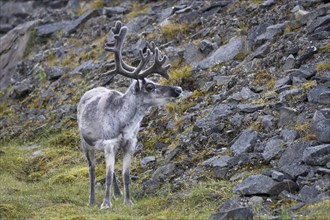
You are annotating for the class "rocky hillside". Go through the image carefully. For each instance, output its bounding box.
[0,0,330,219]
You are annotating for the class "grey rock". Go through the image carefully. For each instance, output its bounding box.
[230,172,248,181]
[67,0,81,13]
[103,6,131,16]
[209,207,253,220]
[279,190,300,201]
[44,66,67,81]
[261,115,275,130]
[312,111,330,143]
[184,43,205,65]
[227,153,262,168]
[287,69,314,80]
[255,22,287,45]
[199,39,216,54]
[165,46,185,64]
[230,87,257,101]
[126,15,152,34]
[230,113,243,127]
[271,170,285,182]
[300,3,330,25]
[195,37,245,70]
[230,129,258,155]
[165,148,179,163]
[253,42,271,58]
[279,142,312,167]
[303,144,330,166]
[278,88,302,102]
[278,107,299,127]
[0,1,34,18]
[314,175,330,192]
[213,75,234,86]
[142,178,161,194]
[260,0,276,8]
[307,85,330,104]
[202,156,232,168]
[296,46,318,67]
[194,104,233,133]
[298,185,319,203]
[10,79,34,99]
[0,20,39,91]
[274,76,291,90]
[280,164,310,180]
[236,104,264,113]
[0,24,13,34]
[209,197,253,220]
[283,54,295,71]
[36,21,70,37]
[262,138,285,162]
[309,31,330,40]
[65,9,100,35]
[240,87,257,100]
[71,60,102,75]
[280,129,299,142]
[32,150,44,158]
[140,156,156,166]
[213,167,228,178]
[152,163,175,179]
[306,14,330,34]
[233,174,298,196]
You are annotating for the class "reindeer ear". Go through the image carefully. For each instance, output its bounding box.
[134,80,141,93]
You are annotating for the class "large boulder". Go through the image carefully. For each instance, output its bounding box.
[233,174,298,196]
[303,144,330,166]
[209,198,253,220]
[230,129,259,155]
[0,20,40,91]
[195,36,245,70]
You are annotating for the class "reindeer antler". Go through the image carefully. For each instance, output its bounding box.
[104,21,170,80]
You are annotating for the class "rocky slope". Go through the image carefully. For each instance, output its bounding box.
[0,0,330,219]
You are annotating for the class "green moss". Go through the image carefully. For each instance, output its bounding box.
[235,51,248,61]
[0,203,16,219]
[316,61,330,72]
[252,70,275,90]
[45,129,80,149]
[300,199,330,219]
[37,67,47,82]
[23,29,36,58]
[161,22,188,39]
[160,64,192,86]
[124,2,150,22]
[54,174,76,184]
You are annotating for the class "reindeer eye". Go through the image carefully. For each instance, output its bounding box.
[145,83,155,92]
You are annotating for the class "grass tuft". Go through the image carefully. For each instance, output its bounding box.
[316,61,330,73]
[161,23,188,39]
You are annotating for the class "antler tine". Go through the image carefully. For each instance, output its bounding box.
[104,21,137,77]
[138,47,170,79]
[103,21,170,81]
[130,49,153,78]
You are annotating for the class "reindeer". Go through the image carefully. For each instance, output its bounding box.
[77,21,182,209]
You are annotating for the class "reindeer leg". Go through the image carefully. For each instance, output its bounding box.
[113,173,121,199]
[122,138,136,206]
[101,145,116,209]
[84,148,96,206]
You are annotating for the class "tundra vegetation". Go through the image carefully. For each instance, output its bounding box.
[0,0,329,219]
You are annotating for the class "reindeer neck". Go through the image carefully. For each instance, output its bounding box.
[121,84,149,123]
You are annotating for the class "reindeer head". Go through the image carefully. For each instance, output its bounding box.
[104,21,182,107]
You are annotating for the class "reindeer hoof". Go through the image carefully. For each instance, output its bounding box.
[113,192,121,200]
[124,200,134,206]
[100,202,112,209]
[88,200,96,207]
